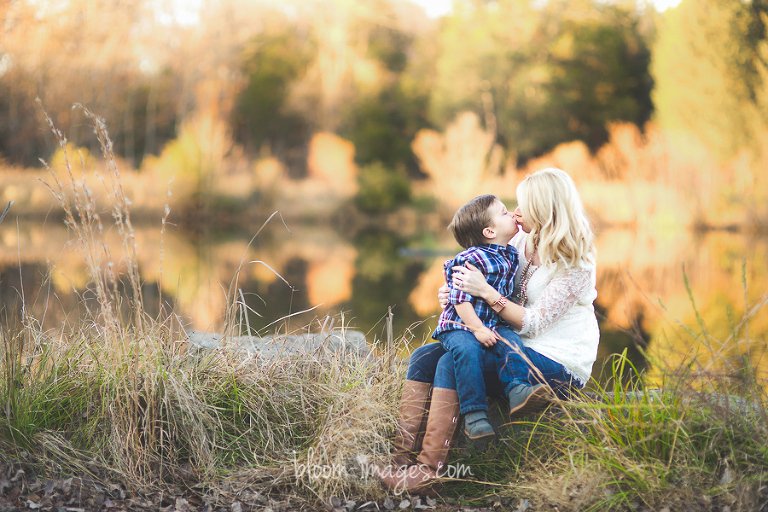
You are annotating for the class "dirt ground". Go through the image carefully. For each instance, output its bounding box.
[0,460,521,512]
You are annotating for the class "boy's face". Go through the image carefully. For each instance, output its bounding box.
[486,200,518,243]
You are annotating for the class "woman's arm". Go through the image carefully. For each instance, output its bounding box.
[452,263,594,335]
[516,266,593,337]
[451,262,526,330]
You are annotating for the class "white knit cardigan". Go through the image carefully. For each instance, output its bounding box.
[509,231,600,387]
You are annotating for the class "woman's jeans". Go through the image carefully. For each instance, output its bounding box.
[407,327,575,414]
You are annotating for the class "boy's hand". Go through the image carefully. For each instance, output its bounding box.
[471,326,499,347]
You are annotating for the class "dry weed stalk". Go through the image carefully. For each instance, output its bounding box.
[11,104,402,496]
[37,101,146,340]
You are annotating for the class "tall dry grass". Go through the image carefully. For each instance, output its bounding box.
[0,105,404,504]
[450,272,768,511]
[1,105,767,510]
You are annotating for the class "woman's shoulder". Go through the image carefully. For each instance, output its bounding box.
[547,262,596,288]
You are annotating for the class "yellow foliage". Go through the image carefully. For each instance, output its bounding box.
[306,257,355,307]
[408,258,448,317]
[142,111,233,202]
[306,132,358,196]
[412,111,503,212]
[512,121,768,230]
[50,143,96,171]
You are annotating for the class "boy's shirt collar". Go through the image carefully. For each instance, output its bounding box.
[479,243,511,253]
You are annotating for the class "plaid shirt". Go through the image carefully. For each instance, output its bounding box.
[432,244,519,339]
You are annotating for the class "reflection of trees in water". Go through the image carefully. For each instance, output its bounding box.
[338,230,431,344]
[3,220,767,385]
[0,263,58,323]
[0,262,169,331]
[238,257,312,334]
[592,300,650,386]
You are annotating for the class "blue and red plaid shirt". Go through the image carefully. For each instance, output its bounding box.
[432,244,519,339]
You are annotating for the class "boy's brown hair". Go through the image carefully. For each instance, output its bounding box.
[448,194,498,249]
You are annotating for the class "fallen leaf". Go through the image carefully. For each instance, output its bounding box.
[7,487,20,500]
[399,499,411,509]
[514,499,530,512]
[721,467,734,486]
[384,496,395,510]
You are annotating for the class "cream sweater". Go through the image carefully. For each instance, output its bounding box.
[509,231,600,387]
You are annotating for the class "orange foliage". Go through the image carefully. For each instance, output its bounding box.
[306,132,359,196]
[412,111,503,212]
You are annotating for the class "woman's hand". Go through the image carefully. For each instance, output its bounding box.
[451,262,493,300]
[438,269,450,309]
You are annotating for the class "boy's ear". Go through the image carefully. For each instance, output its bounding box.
[482,226,495,240]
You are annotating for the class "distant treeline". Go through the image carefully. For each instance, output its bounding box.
[1,0,767,173]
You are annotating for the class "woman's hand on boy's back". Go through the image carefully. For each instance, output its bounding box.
[438,269,450,309]
[452,262,494,301]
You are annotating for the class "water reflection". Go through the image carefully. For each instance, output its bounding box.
[1,218,766,385]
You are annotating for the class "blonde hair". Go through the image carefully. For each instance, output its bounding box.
[517,168,596,270]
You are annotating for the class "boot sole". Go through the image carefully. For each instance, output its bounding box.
[509,385,552,419]
[463,428,496,440]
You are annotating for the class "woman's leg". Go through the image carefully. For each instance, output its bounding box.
[391,343,446,466]
[494,326,576,417]
[406,343,447,383]
[379,354,461,496]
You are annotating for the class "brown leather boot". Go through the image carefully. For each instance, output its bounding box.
[391,380,432,467]
[377,387,461,496]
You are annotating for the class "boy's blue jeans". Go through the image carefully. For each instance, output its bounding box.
[408,327,575,414]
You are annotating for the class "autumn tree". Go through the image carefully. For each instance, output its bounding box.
[0,0,181,166]
[651,0,768,161]
[231,21,316,174]
[429,0,655,162]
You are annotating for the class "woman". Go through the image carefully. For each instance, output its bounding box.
[377,168,599,495]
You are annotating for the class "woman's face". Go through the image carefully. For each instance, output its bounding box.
[513,204,533,233]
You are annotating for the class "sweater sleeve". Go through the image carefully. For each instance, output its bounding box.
[518,266,594,338]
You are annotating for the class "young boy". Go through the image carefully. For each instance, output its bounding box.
[432,194,520,439]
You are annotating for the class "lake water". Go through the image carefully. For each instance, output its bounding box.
[1,217,766,385]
